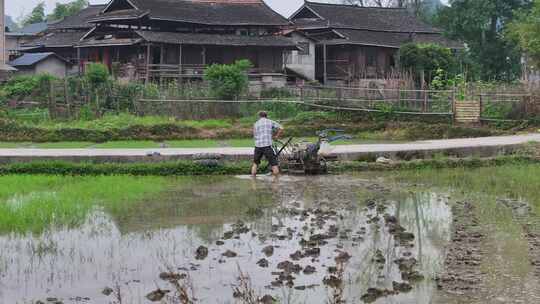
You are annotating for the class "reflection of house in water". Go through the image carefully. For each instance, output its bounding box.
[287,1,462,85]
[110,177,274,242]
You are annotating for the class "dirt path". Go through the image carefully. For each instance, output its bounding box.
[0,133,538,163]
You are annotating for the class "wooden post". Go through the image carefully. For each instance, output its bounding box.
[77,48,81,75]
[452,87,456,120]
[202,46,206,66]
[397,81,401,107]
[323,44,327,85]
[159,44,165,84]
[48,82,56,120]
[479,92,483,120]
[423,90,428,113]
[145,44,151,84]
[64,79,71,118]
[178,44,183,83]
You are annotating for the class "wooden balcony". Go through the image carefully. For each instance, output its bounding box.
[138,63,284,83]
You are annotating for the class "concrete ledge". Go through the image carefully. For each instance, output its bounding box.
[0,134,538,164]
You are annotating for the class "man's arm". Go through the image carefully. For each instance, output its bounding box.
[272,121,284,139]
[274,127,284,139]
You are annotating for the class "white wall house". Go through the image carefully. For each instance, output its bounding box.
[284,32,316,81]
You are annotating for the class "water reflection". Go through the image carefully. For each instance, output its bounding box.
[0,175,452,304]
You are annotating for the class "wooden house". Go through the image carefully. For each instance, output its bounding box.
[22,0,297,88]
[288,1,462,85]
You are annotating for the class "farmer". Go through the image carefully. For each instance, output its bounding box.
[251,111,284,176]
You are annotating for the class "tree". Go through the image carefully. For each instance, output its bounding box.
[399,43,456,85]
[204,60,252,100]
[507,0,540,68]
[434,0,531,81]
[340,0,442,18]
[48,0,89,21]
[22,2,45,26]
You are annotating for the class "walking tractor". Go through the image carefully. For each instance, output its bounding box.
[272,129,351,175]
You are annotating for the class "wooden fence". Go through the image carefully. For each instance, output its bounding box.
[26,80,540,122]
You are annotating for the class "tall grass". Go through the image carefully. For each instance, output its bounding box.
[0,175,168,234]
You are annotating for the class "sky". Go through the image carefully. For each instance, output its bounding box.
[6,0,447,22]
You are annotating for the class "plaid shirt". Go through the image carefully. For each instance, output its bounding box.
[253,118,282,147]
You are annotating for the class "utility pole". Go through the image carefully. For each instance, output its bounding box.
[0,0,5,67]
[0,0,14,74]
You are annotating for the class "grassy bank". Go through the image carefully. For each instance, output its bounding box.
[0,155,537,177]
[0,112,506,143]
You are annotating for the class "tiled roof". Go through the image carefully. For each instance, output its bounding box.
[295,1,441,33]
[135,30,297,47]
[77,37,143,48]
[48,5,107,30]
[21,31,88,48]
[98,0,289,26]
[88,9,150,23]
[8,52,70,67]
[10,22,48,35]
[327,29,463,49]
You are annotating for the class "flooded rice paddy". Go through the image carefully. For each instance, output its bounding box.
[0,168,539,304]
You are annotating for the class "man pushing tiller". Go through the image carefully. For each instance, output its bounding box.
[251,111,283,176]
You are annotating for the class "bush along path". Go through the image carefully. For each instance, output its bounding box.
[0,155,538,176]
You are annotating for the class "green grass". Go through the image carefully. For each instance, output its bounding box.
[0,175,168,234]
[228,138,254,147]
[0,142,28,148]
[33,142,95,149]
[0,136,420,149]
[93,141,160,149]
[166,139,220,148]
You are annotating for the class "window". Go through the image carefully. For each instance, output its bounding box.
[298,42,310,56]
[365,48,377,67]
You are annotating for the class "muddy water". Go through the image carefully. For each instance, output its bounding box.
[0,175,453,303]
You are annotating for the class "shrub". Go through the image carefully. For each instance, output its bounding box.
[0,74,56,103]
[84,63,110,88]
[204,60,252,100]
